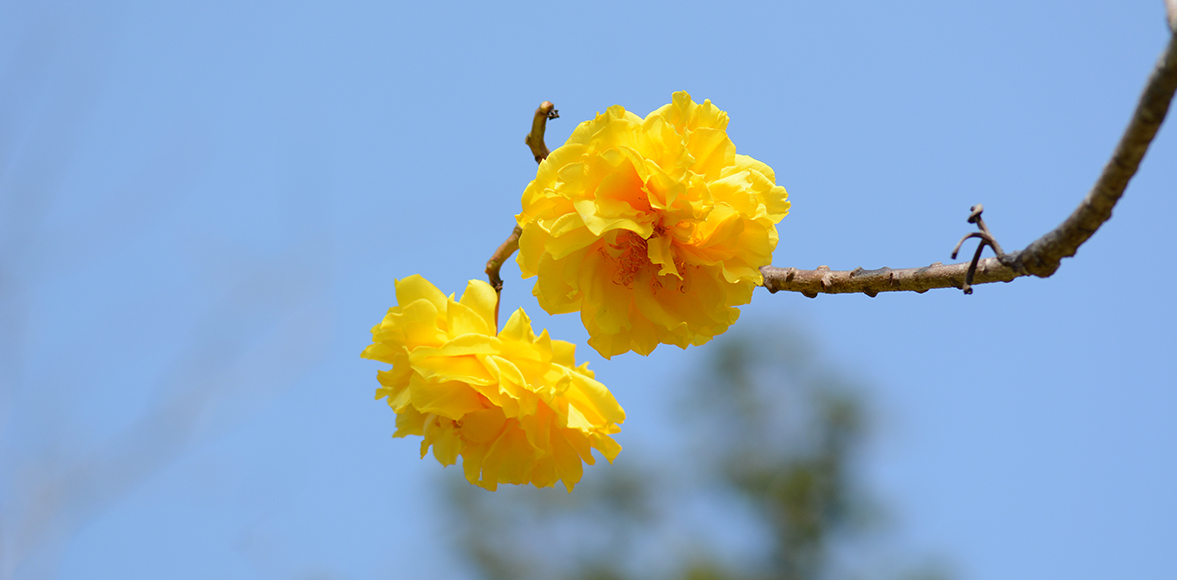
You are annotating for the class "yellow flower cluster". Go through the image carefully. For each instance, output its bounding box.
[516,91,789,358]
[361,275,624,492]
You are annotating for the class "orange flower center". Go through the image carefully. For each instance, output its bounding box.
[603,230,650,288]
[600,224,691,293]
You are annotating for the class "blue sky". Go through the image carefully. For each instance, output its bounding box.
[2,1,1175,579]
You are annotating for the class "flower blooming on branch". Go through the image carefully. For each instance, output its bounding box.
[361,275,625,492]
[516,91,790,358]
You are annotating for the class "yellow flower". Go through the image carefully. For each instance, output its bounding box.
[361,274,625,492]
[516,91,789,358]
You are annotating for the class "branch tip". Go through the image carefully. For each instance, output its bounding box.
[525,101,559,163]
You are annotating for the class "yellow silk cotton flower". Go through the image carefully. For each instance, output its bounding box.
[361,274,624,492]
[516,91,790,358]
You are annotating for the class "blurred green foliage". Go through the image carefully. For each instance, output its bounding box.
[444,328,950,580]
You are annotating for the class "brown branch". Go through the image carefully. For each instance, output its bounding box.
[763,29,1177,297]
[488,102,557,286]
[525,101,559,163]
[763,261,1019,297]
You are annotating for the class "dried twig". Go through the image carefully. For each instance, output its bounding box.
[949,205,1005,294]
[763,29,1177,297]
[485,102,559,327]
[485,225,523,293]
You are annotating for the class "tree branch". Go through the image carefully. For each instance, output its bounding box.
[762,260,1020,298]
[763,28,1177,297]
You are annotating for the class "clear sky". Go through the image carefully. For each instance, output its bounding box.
[2,1,1175,579]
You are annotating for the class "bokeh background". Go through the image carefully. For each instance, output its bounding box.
[3,1,1175,579]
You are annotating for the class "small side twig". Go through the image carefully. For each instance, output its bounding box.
[484,102,559,328]
[949,204,1005,294]
[525,101,559,163]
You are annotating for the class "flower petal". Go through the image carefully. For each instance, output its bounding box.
[395,274,448,317]
[459,280,498,331]
[409,374,485,420]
